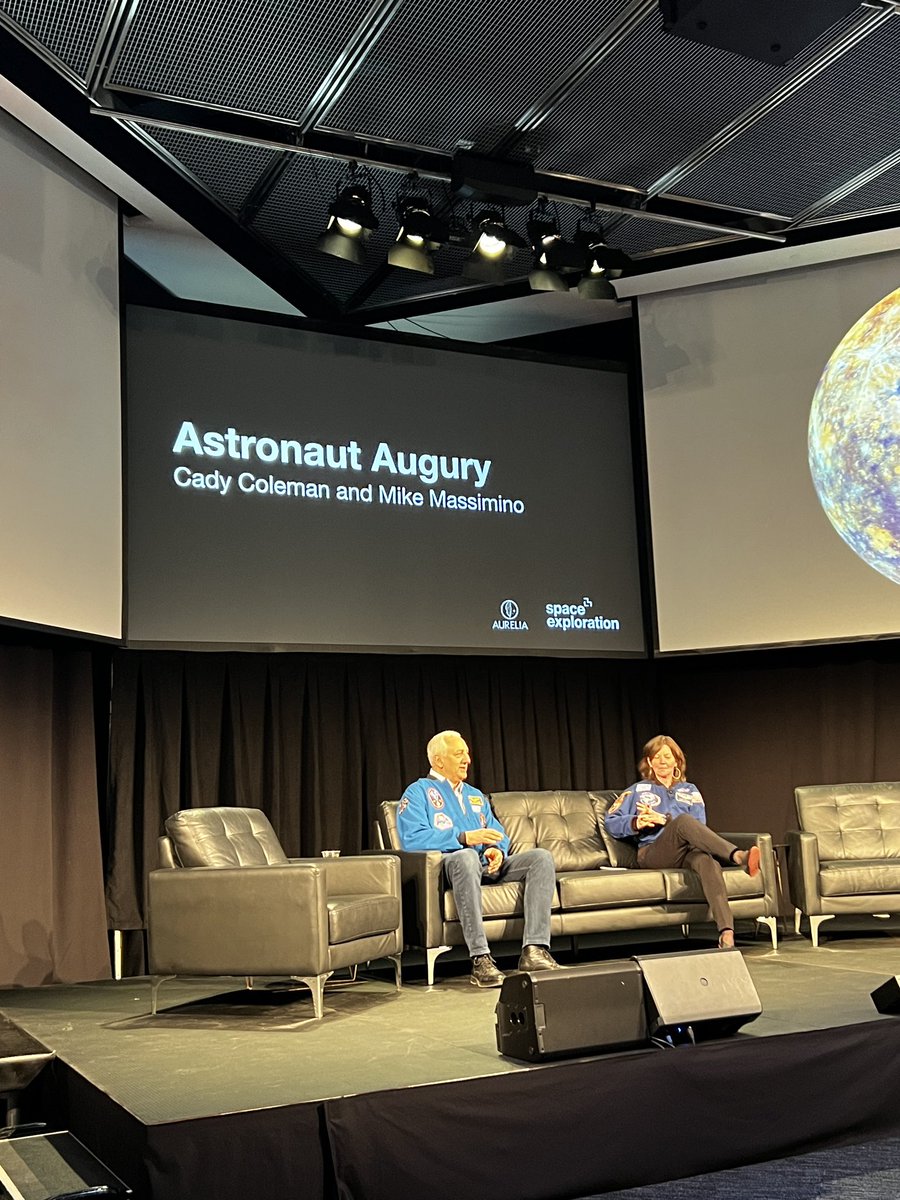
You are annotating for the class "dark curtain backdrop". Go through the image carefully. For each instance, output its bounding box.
[0,647,111,987]
[105,650,658,928]
[657,642,900,843]
[6,636,900,982]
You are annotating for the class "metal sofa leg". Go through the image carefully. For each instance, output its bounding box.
[756,914,778,949]
[149,975,176,1015]
[809,914,836,948]
[795,908,802,935]
[291,972,333,1019]
[426,945,452,986]
[389,953,403,990]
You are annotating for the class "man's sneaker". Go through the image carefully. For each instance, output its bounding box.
[517,944,561,972]
[470,954,505,988]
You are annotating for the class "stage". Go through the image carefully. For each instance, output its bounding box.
[3,925,900,1200]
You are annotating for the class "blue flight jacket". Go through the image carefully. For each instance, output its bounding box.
[604,779,707,847]
[397,776,510,865]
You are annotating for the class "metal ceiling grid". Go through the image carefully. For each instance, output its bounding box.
[817,160,900,219]
[109,0,376,121]
[1,0,106,77]
[319,0,622,155]
[675,17,900,217]
[534,10,782,188]
[146,127,281,215]
[609,214,732,256]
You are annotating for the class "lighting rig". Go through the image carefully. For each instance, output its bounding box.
[315,153,632,298]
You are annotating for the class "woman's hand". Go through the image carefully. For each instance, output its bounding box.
[634,811,668,831]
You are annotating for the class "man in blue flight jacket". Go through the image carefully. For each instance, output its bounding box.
[398,729,560,988]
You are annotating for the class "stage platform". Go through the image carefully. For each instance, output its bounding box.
[3,926,900,1200]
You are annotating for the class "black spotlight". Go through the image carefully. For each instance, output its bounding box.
[575,230,631,300]
[388,197,446,275]
[527,203,567,293]
[463,209,526,281]
[316,167,379,266]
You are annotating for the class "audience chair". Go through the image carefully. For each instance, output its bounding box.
[148,806,402,1018]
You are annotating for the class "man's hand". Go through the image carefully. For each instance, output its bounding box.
[483,846,504,875]
[462,828,504,847]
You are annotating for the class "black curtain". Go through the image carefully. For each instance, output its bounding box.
[7,634,900,976]
[105,649,658,928]
[657,641,900,841]
[0,646,111,986]
[105,640,900,934]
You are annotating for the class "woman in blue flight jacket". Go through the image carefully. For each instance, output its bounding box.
[605,734,760,949]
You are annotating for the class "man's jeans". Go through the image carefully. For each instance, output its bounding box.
[442,847,556,958]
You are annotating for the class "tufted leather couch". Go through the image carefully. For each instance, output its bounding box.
[787,782,900,947]
[377,790,778,984]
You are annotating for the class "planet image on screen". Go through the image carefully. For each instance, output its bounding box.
[808,286,900,585]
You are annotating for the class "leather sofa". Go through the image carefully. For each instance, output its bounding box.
[377,789,779,983]
[787,782,900,947]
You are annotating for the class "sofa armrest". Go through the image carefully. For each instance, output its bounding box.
[785,830,822,915]
[723,832,779,915]
[374,848,447,950]
[148,863,330,975]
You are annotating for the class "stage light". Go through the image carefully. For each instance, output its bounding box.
[527,203,567,292]
[316,167,379,266]
[473,212,515,259]
[577,269,617,300]
[387,197,445,275]
[526,199,584,292]
[530,255,570,292]
[463,209,525,281]
[574,228,632,300]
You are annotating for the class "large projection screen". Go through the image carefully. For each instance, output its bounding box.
[639,250,900,653]
[125,306,644,655]
[0,107,122,639]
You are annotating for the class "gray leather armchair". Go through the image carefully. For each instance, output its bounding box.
[787,782,900,947]
[148,806,403,1018]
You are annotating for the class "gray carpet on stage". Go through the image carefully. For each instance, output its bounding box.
[586,1136,900,1199]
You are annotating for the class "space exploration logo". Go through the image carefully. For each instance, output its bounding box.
[493,599,528,632]
[545,596,620,631]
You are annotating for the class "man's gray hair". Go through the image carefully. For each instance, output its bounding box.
[427,730,463,766]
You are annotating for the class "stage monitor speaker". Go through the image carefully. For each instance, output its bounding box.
[871,976,900,1015]
[495,961,648,1061]
[634,948,762,1041]
[658,1,862,66]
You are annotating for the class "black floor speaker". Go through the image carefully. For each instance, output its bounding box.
[495,961,648,1061]
[634,948,762,1041]
[871,976,900,1015]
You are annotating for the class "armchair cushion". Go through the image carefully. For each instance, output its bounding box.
[819,860,900,897]
[795,784,900,860]
[165,806,289,868]
[327,894,400,944]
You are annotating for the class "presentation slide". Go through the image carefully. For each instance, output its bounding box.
[125,307,645,655]
[0,107,122,640]
[639,249,900,653]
